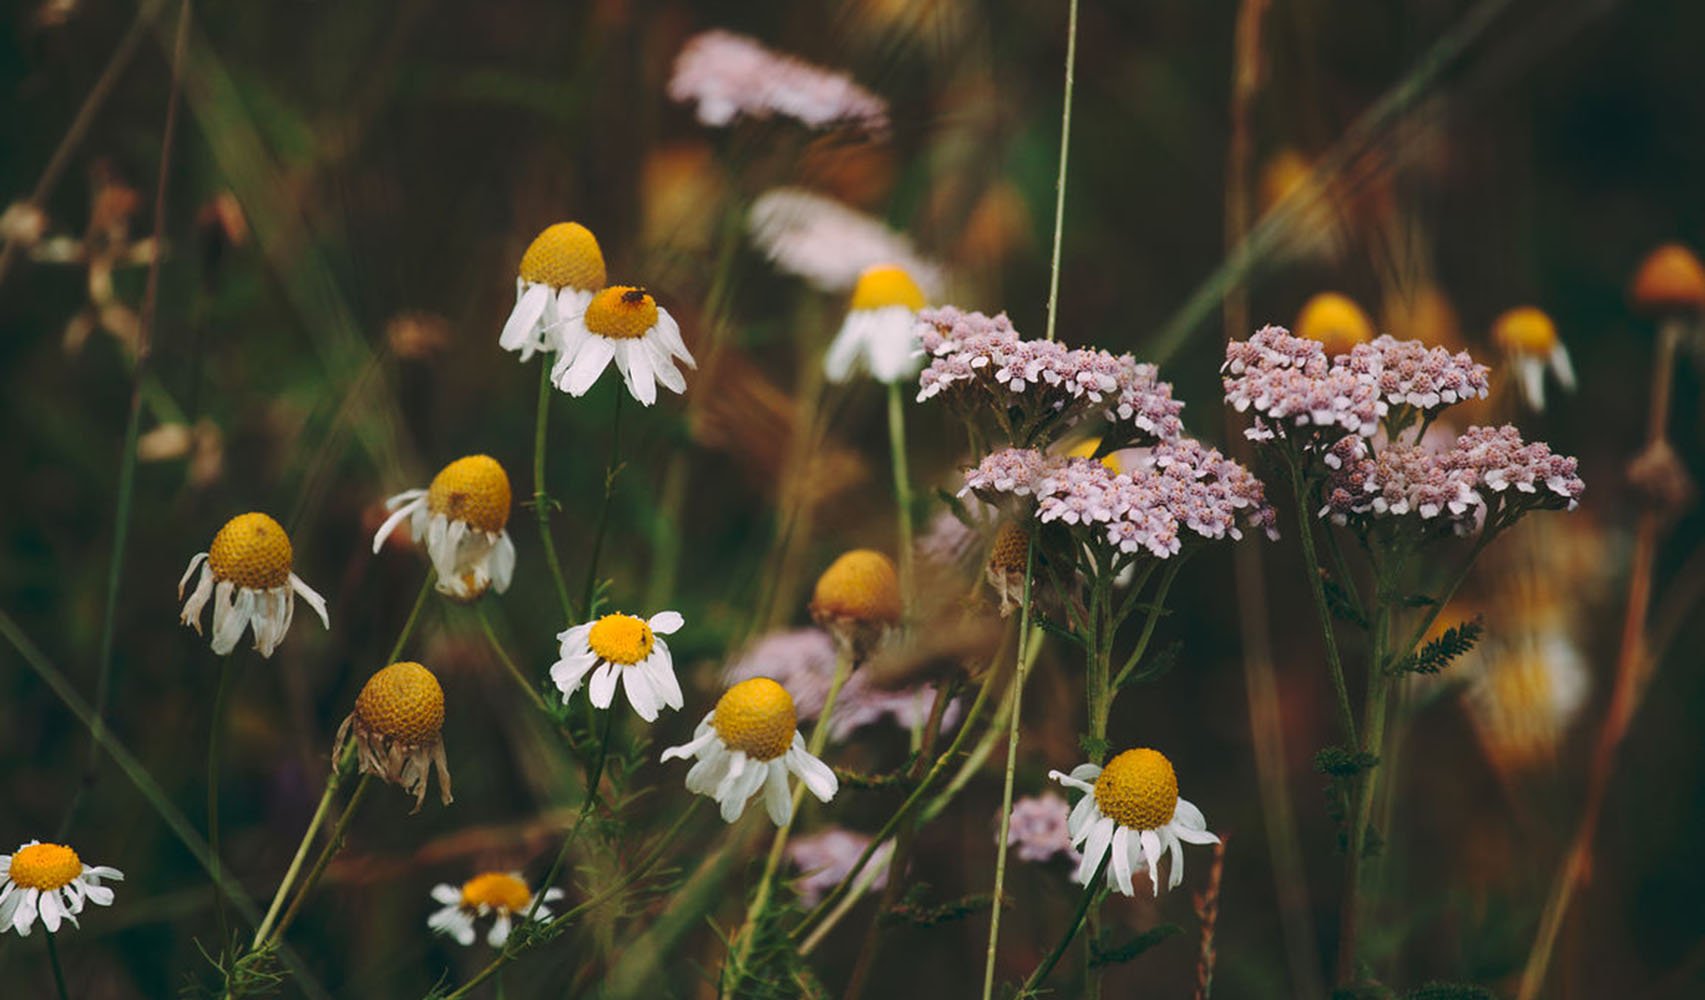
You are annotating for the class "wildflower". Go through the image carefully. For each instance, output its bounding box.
[824,264,927,383]
[1295,292,1374,357]
[0,841,122,936]
[810,550,902,655]
[667,29,889,132]
[748,188,942,294]
[723,627,959,740]
[179,512,329,657]
[500,222,607,362]
[428,872,562,947]
[1049,748,1219,896]
[1222,325,1384,444]
[335,661,453,811]
[1491,306,1574,411]
[551,285,696,405]
[661,678,838,824]
[551,611,685,722]
[1003,793,1083,865]
[788,828,893,907]
[961,447,1052,503]
[1629,242,1705,319]
[373,455,516,601]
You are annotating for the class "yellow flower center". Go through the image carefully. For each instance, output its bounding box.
[1064,437,1121,474]
[1492,306,1559,355]
[712,678,798,761]
[849,264,926,312]
[588,613,654,665]
[1296,292,1374,357]
[986,519,1031,574]
[459,872,532,913]
[517,222,607,291]
[1631,243,1705,314]
[355,662,446,743]
[427,455,512,534]
[206,512,294,589]
[7,843,83,891]
[811,549,901,625]
[1093,748,1179,831]
[584,286,659,340]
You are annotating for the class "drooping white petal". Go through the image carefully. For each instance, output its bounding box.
[430,884,461,905]
[500,283,552,354]
[178,552,208,597]
[622,664,660,722]
[291,573,331,630]
[763,762,794,826]
[1109,827,1135,896]
[1139,830,1164,896]
[490,532,516,593]
[588,661,619,709]
[561,336,617,396]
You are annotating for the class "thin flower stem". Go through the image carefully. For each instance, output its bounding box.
[1286,459,1359,747]
[266,774,373,946]
[1111,559,1184,688]
[474,604,553,718]
[919,626,1046,828]
[886,379,916,615]
[1021,855,1111,994]
[982,535,1038,1000]
[522,706,615,930]
[251,747,352,948]
[533,361,576,623]
[389,571,436,664]
[581,389,626,617]
[45,931,71,1000]
[1042,0,1081,344]
[208,655,238,943]
[727,646,854,988]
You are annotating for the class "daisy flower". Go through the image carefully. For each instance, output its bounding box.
[1295,291,1374,358]
[551,610,685,723]
[552,285,696,406]
[0,841,122,936]
[824,264,927,383]
[427,872,563,948]
[1049,747,1219,896]
[500,222,606,362]
[179,512,329,657]
[334,661,453,812]
[1492,306,1575,411]
[661,678,839,825]
[372,455,516,601]
[809,549,902,657]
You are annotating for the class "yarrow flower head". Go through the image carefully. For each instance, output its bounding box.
[667,30,888,132]
[824,264,927,384]
[500,222,606,361]
[428,872,562,948]
[335,661,453,812]
[373,455,516,601]
[1492,306,1575,411]
[551,610,685,723]
[787,828,894,907]
[1222,325,1385,444]
[661,678,839,825]
[0,841,122,936]
[1050,748,1219,896]
[1003,793,1083,866]
[1337,334,1490,413]
[179,512,329,657]
[552,285,696,406]
[747,188,942,295]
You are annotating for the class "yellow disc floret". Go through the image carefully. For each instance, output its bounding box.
[584,286,660,339]
[587,613,655,665]
[1630,242,1705,316]
[207,512,294,590]
[355,661,446,744]
[1093,748,1180,831]
[518,222,607,291]
[8,843,83,891]
[811,549,902,625]
[428,455,512,534]
[849,264,926,312]
[459,872,531,913]
[1296,292,1374,357]
[712,678,798,761]
[1492,306,1559,356]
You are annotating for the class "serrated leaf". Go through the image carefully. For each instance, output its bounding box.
[1391,618,1483,675]
[1088,923,1182,968]
[1324,576,1368,627]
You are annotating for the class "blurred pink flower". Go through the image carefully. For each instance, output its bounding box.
[787,828,894,907]
[1003,793,1082,865]
[669,30,889,132]
[747,188,942,294]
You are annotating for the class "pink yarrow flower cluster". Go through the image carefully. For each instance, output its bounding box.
[1338,335,1490,410]
[747,189,942,295]
[1223,325,1384,442]
[1003,793,1083,865]
[668,30,888,132]
[787,828,893,907]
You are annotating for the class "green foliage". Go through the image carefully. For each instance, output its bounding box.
[1118,638,1182,690]
[834,755,921,791]
[1078,732,1111,762]
[1391,618,1483,675]
[1314,745,1380,777]
[880,883,995,927]
[1325,576,1369,627]
[1087,923,1182,969]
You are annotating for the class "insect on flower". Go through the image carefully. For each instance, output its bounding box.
[551,285,696,405]
[551,610,686,722]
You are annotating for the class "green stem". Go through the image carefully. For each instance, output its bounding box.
[45,931,70,1000]
[251,747,352,948]
[474,604,553,718]
[1287,458,1358,747]
[1042,0,1081,344]
[982,535,1037,1000]
[581,389,626,616]
[388,571,436,664]
[1020,855,1110,993]
[522,706,616,930]
[208,656,238,943]
[266,775,373,946]
[1111,559,1184,688]
[533,362,575,623]
[886,379,916,616]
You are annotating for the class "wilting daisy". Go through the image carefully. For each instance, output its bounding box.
[551,611,685,723]
[427,872,562,948]
[334,661,453,812]
[552,285,695,406]
[824,264,927,383]
[1049,747,1218,896]
[373,455,516,601]
[1492,306,1575,411]
[0,841,122,936]
[179,512,329,657]
[500,222,607,362]
[661,678,838,824]
[810,549,902,656]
